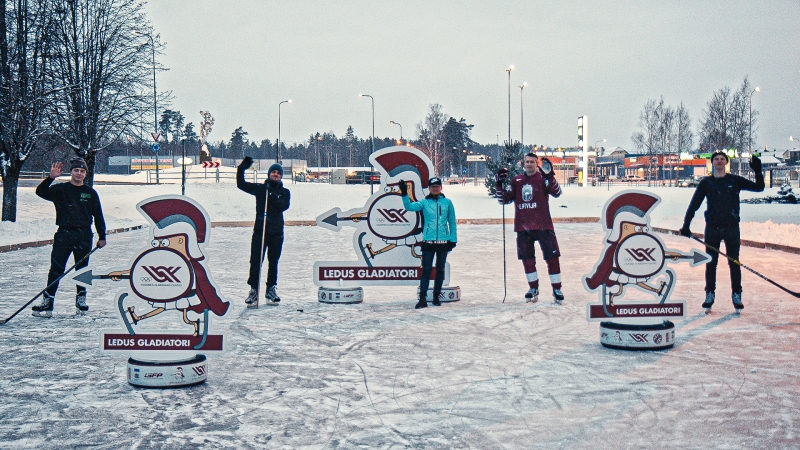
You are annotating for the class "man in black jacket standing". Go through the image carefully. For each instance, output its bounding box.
[680,151,764,312]
[33,157,107,317]
[237,157,291,305]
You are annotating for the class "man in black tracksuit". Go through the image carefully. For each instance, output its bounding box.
[237,157,290,304]
[33,157,107,317]
[681,151,764,311]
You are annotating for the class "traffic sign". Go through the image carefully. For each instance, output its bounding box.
[462,167,467,175]
[150,132,161,142]
[202,161,220,168]
[150,143,160,153]
[466,155,486,162]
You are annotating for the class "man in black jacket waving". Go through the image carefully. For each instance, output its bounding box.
[237,157,291,305]
[34,157,107,317]
[680,151,764,312]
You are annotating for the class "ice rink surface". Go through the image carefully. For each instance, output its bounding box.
[1,223,799,449]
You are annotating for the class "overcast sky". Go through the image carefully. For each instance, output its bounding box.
[145,0,800,153]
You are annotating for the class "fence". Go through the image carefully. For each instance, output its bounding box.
[19,171,49,179]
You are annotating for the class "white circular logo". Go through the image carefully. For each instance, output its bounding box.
[615,233,665,278]
[367,194,420,240]
[131,248,193,302]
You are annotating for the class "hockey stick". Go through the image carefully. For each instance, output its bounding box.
[502,200,507,302]
[0,246,102,325]
[252,185,270,308]
[689,235,800,298]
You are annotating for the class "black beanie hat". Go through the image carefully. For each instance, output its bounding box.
[69,157,88,171]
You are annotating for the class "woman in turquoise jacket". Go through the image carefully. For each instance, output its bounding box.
[400,176,457,309]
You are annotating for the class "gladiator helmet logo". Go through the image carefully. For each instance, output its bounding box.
[522,184,533,202]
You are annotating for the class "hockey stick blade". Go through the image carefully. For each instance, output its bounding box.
[689,235,800,298]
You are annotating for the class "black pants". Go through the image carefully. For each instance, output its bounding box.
[704,226,741,294]
[419,244,450,301]
[46,227,93,297]
[247,228,283,289]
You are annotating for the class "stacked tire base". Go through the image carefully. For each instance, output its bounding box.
[318,287,364,304]
[127,354,208,388]
[316,286,461,304]
[417,286,461,303]
[599,321,675,350]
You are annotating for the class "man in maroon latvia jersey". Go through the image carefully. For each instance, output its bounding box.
[495,153,564,303]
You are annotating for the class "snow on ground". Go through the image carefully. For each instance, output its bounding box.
[1,222,800,448]
[1,168,799,247]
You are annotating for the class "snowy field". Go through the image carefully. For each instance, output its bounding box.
[1,221,800,448]
[2,169,800,448]
[2,166,799,247]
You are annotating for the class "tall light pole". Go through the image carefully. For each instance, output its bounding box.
[748,86,760,174]
[278,99,292,163]
[390,120,402,145]
[316,135,322,182]
[506,65,514,145]
[359,94,375,194]
[138,32,159,183]
[519,81,527,147]
[594,139,606,152]
[594,138,606,181]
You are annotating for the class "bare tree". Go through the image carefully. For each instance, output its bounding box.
[47,0,159,186]
[698,77,758,175]
[416,103,449,175]
[631,97,664,184]
[655,103,672,184]
[0,0,58,221]
[674,102,693,182]
[699,86,733,152]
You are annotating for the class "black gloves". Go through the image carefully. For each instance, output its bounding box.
[749,155,762,174]
[679,223,692,237]
[398,179,408,196]
[238,156,253,170]
[495,168,509,183]
[540,157,554,178]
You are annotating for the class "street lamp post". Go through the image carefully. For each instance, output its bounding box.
[316,135,322,182]
[140,32,159,184]
[359,94,375,194]
[519,81,527,147]
[181,139,186,195]
[505,65,514,145]
[748,86,760,175]
[594,139,606,183]
[278,99,291,164]
[389,120,402,145]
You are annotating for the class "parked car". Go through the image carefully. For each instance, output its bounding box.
[677,176,702,187]
[623,174,645,182]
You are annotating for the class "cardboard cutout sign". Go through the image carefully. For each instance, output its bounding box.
[75,195,229,352]
[583,190,710,321]
[314,146,449,287]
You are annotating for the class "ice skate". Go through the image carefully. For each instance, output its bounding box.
[75,294,89,316]
[732,292,743,314]
[702,292,715,314]
[525,287,539,303]
[415,294,427,309]
[32,293,54,318]
[265,285,281,305]
[245,288,259,308]
[553,288,565,305]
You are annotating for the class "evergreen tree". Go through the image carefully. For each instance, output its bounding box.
[484,141,523,197]
[229,127,249,160]
[183,123,198,143]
